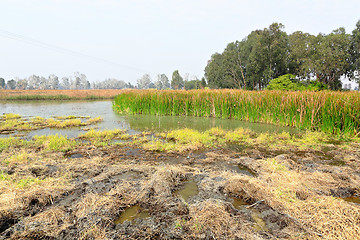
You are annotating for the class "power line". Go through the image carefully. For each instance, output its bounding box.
[0,28,154,74]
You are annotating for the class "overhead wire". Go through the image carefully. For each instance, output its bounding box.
[0,28,154,74]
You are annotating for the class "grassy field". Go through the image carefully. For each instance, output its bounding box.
[114,89,360,137]
[0,89,129,100]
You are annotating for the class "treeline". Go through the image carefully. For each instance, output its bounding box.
[205,21,360,90]
[0,71,206,91]
[136,71,206,90]
[0,72,130,90]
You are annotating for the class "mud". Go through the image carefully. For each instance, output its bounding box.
[0,137,360,239]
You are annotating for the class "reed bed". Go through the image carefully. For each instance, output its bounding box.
[0,89,130,100]
[113,89,360,136]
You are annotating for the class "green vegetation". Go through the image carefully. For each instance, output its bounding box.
[114,90,360,137]
[33,134,77,152]
[266,74,328,91]
[205,21,360,90]
[0,137,24,152]
[0,114,103,133]
[78,129,129,146]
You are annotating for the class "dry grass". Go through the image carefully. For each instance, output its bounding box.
[0,89,130,99]
[223,157,360,239]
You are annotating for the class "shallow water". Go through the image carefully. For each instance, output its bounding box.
[174,180,199,202]
[343,196,360,204]
[1,100,298,138]
[231,197,249,209]
[114,205,150,224]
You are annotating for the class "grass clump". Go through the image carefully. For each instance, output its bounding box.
[164,128,215,146]
[0,114,103,133]
[78,129,128,146]
[1,113,21,120]
[33,134,77,152]
[0,137,24,152]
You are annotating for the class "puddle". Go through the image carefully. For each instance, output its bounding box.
[174,180,199,202]
[112,171,140,181]
[237,164,256,177]
[328,160,346,166]
[114,205,150,224]
[69,153,83,159]
[251,210,269,231]
[231,197,249,209]
[343,196,360,204]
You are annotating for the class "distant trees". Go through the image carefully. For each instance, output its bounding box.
[92,78,126,89]
[0,71,201,91]
[155,74,170,90]
[1,73,95,90]
[171,70,184,90]
[0,78,5,89]
[205,21,360,90]
[137,74,152,89]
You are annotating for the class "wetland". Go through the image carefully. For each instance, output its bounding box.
[0,99,360,239]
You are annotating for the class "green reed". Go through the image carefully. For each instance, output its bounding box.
[113,90,360,137]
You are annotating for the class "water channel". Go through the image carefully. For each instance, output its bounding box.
[0,100,298,138]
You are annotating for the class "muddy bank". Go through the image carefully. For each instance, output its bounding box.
[0,129,360,239]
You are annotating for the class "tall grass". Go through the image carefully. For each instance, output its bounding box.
[113,90,360,136]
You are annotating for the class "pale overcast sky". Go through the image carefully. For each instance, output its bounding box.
[1,0,359,84]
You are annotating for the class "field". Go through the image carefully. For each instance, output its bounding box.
[0,89,129,100]
[114,89,360,137]
[0,111,360,239]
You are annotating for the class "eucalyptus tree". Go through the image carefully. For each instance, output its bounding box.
[47,74,59,89]
[16,79,28,89]
[311,28,351,90]
[155,74,170,89]
[171,70,184,89]
[0,78,5,89]
[61,77,70,89]
[6,79,16,89]
[27,75,41,89]
[137,74,152,89]
[350,20,360,85]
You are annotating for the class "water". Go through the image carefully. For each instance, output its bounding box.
[174,180,199,202]
[0,100,298,138]
[114,205,150,224]
[343,196,360,204]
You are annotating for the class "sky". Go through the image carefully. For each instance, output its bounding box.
[1,0,360,85]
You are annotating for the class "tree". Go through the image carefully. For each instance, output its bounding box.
[61,77,70,89]
[201,77,207,88]
[205,53,226,88]
[311,28,351,90]
[47,74,59,89]
[155,74,170,90]
[6,79,16,89]
[171,70,184,89]
[137,74,152,89]
[0,78,5,89]
[349,20,360,86]
[16,79,28,89]
[205,23,289,89]
[27,75,41,89]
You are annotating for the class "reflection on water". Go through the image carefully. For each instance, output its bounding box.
[1,100,299,138]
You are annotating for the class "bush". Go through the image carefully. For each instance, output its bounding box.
[267,74,303,90]
[267,74,328,91]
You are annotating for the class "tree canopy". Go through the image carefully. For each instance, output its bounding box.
[205,21,360,90]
